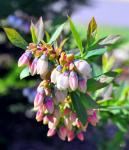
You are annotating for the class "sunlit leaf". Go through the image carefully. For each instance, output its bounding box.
[87,78,107,92]
[20,67,30,79]
[4,28,28,49]
[99,35,120,46]
[49,23,65,44]
[30,22,38,43]
[84,48,107,59]
[68,16,83,55]
[86,17,97,48]
[45,31,50,43]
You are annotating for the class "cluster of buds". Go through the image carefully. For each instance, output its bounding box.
[18,41,99,141]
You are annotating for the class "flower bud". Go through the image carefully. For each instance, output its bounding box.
[44,97,54,114]
[34,87,45,108]
[51,65,62,84]
[36,107,43,122]
[87,110,98,126]
[47,128,56,137]
[55,88,67,103]
[78,77,87,93]
[57,71,69,90]
[18,51,32,67]
[43,115,49,124]
[74,60,92,78]
[69,71,78,91]
[29,58,38,76]
[67,130,75,142]
[37,54,48,77]
[48,117,58,129]
[58,126,67,141]
[77,132,84,141]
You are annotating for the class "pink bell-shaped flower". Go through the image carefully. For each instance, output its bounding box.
[74,60,92,78]
[36,107,43,122]
[34,87,45,108]
[47,128,56,137]
[67,130,75,142]
[29,57,38,76]
[55,88,67,103]
[58,126,67,141]
[57,71,69,90]
[18,51,32,67]
[69,71,78,91]
[51,65,62,84]
[44,97,54,114]
[77,132,84,141]
[37,54,48,77]
[78,77,87,93]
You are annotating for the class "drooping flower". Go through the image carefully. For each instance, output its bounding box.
[78,77,87,93]
[18,51,32,67]
[47,128,56,137]
[54,88,67,103]
[67,130,75,142]
[77,132,84,141]
[69,71,78,91]
[87,110,99,126]
[44,97,54,114]
[34,86,45,108]
[51,65,62,84]
[74,60,92,78]
[36,107,43,122]
[29,57,38,76]
[57,71,69,90]
[37,54,48,77]
[58,126,67,141]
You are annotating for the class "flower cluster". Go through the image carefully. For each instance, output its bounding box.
[18,41,99,141]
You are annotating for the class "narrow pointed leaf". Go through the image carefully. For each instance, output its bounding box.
[99,35,120,46]
[30,22,38,43]
[4,28,28,49]
[49,23,65,44]
[87,17,97,48]
[68,16,83,54]
[87,79,107,92]
[85,48,107,59]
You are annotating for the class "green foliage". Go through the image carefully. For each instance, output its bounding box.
[20,67,30,79]
[4,28,28,49]
[49,23,65,44]
[86,17,97,49]
[70,92,87,125]
[68,16,84,55]
[30,22,38,43]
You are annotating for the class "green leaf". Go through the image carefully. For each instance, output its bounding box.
[71,92,87,125]
[91,63,102,77]
[49,23,65,44]
[30,22,38,43]
[79,92,98,109]
[84,48,107,59]
[4,28,28,49]
[20,67,30,79]
[99,35,120,46]
[86,17,97,48]
[68,16,83,55]
[45,31,50,43]
[87,78,107,92]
